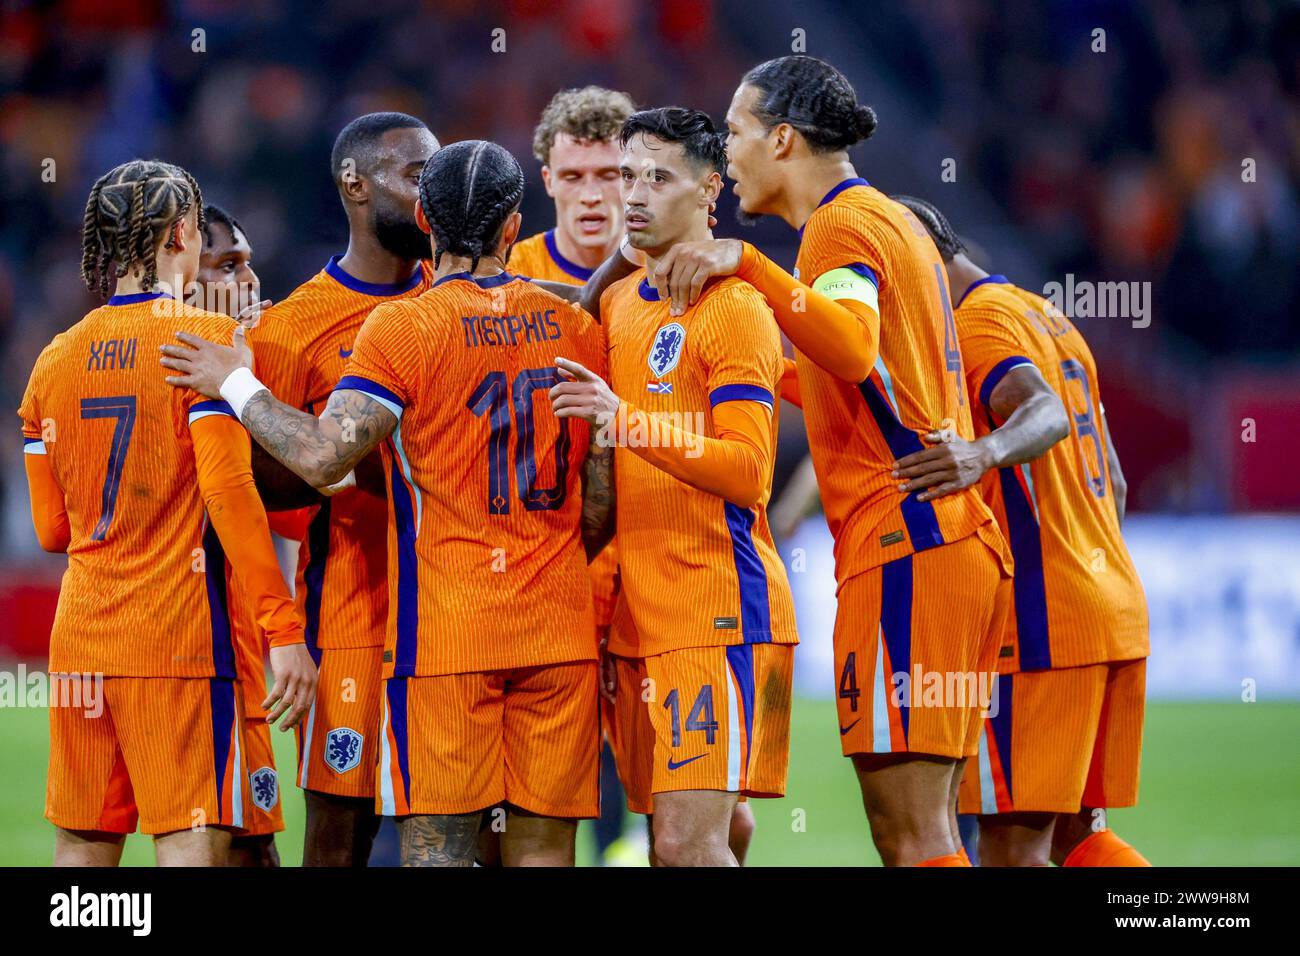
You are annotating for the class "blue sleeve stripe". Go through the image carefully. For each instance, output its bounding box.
[187,399,237,426]
[23,437,46,454]
[191,399,236,416]
[336,374,404,419]
[979,356,1036,408]
[845,262,879,287]
[710,384,775,409]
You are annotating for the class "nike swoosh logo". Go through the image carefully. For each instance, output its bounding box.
[667,754,706,771]
[338,348,353,358]
[840,719,861,736]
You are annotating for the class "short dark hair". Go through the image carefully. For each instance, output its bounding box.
[619,107,726,176]
[892,195,966,262]
[201,203,245,249]
[330,111,428,184]
[417,140,524,271]
[742,55,877,153]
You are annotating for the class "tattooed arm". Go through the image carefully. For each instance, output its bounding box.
[580,437,615,561]
[161,327,396,489]
[239,387,396,489]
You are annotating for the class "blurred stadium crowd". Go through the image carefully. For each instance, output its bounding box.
[1,0,1297,560]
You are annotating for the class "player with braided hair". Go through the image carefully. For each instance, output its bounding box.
[20,160,316,866]
[647,56,1015,866]
[162,137,637,866]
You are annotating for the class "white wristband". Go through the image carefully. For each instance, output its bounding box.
[219,366,268,422]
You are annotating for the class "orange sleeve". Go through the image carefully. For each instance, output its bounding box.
[617,398,774,509]
[956,305,1038,412]
[191,414,304,648]
[23,445,70,552]
[337,301,428,413]
[736,240,880,384]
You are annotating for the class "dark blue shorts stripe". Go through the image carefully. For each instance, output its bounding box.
[997,467,1051,669]
[989,673,1014,801]
[880,556,914,742]
[726,644,756,771]
[386,677,412,806]
[209,677,236,825]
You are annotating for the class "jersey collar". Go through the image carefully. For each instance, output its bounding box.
[324,254,423,297]
[637,277,660,302]
[544,229,595,281]
[798,177,871,239]
[956,274,1009,309]
[434,271,526,288]
[107,291,173,306]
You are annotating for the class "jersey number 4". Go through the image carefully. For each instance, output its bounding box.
[467,368,571,514]
[79,395,137,541]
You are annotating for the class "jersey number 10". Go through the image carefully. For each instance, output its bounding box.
[467,368,571,515]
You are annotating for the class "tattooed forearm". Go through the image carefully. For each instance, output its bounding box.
[581,438,615,561]
[399,814,480,867]
[240,387,397,489]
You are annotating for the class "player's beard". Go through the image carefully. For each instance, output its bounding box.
[734,206,763,227]
[373,201,431,261]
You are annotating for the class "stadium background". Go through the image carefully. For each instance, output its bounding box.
[0,0,1297,865]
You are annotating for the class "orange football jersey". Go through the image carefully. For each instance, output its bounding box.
[794,179,1003,585]
[341,271,608,676]
[600,271,798,657]
[18,293,264,677]
[510,229,596,284]
[509,230,620,631]
[956,276,1149,671]
[248,257,433,659]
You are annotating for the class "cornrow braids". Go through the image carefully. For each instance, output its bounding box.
[892,195,966,263]
[743,55,878,153]
[202,203,246,249]
[417,140,524,272]
[79,159,204,298]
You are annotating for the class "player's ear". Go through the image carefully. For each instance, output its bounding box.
[701,171,723,207]
[415,201,431,235]
[169,216,189,253]
[771,122,795,161]
[541,165,555,198]
[499,210,522,253]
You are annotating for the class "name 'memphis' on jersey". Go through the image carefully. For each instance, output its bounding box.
[338,272,609,677]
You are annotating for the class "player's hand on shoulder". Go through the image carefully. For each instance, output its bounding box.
[160,323,254,399]
[550,356,619,430]
[651,238,743,316]
[891,429,994,503]
[265,641,318,731]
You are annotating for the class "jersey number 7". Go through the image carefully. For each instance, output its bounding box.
[467,368,571,514]
[79,395,137,541]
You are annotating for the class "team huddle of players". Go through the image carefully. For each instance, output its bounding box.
[21,53,1151,868]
